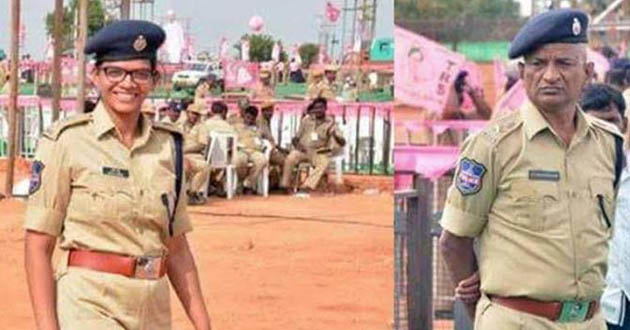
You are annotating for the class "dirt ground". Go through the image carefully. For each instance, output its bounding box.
[0,171,393,330]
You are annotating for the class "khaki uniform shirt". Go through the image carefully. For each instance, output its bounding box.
[227,113,244,126]
[296,116,343,152]
[184,116,236,154]
[307,80,335,100]
[252,83,274,100]
[194,83,209,100]
[441,101,622,302]
[25,102,192,258]
[234,123,266,152]
[257,116,276,146]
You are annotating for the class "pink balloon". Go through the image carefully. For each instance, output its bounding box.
[249,15,264,32]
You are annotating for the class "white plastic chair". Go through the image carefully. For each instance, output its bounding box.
[236,139,272,197]
[204,132,238,199]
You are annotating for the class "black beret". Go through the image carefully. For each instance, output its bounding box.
[508,9,588,59]
[84,20,165,62]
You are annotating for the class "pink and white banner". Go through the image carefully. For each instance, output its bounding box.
[394,26,465,113]
[460,61,483,112]
[493,79,526,117]
[222,60,259,89]
[493,59,507,103]
[394,146,460,182]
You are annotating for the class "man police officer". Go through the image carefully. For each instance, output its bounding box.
[439,9,624,330]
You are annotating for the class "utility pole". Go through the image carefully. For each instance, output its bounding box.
[52,0,63,121]
[5,0,21,197]
[121,0,131,19]
[76,0,88,113]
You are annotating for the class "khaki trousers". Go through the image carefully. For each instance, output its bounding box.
[56,267,171,330]
[280,150,330,190]
[185,154,210,194]
[234,150,267,188]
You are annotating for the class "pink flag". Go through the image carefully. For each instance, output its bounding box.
[394,26,465,113]
[493,59,507,103]
[325,2,341,23]
[460,61,483,112]
[223,60,259,89]
[493,79,526,118]
[587,48,610,83]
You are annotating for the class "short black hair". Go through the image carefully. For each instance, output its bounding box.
[211,101,228,114]
[308,97,327,111]
[580,83,626,117]
[244,105,259,116]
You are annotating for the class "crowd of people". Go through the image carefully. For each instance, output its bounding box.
[126,94,346,205]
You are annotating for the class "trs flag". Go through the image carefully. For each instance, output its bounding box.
[492,79,526,118]
[460,61,483,112]
[394,26,465,113]
[223,60,259,89]
[493,59,507,103]
[325,2,341,23]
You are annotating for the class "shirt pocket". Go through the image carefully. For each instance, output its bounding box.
[85,174,134,221]
[508,179,560,232]
[590,177,615,231]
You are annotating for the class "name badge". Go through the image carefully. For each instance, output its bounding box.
[102,166,130,178]
[310,132,319,141]
[528,170,560,181]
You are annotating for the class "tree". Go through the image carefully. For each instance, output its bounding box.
[233,34,277,62]
[395,0,519,21]
[45,0,107,53]
[298,43,319,69]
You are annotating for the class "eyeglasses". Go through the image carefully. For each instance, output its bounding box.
[100,66,154,84]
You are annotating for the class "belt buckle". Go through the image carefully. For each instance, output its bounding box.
[557,300,589,323]
[134,256,162,280]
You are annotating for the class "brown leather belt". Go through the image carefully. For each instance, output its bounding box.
[68,249,167,280]
[489,295,599,322]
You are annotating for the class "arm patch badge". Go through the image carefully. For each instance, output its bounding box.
[29,160,45,195]
[456,158,487,195]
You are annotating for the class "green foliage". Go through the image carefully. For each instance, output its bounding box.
[395,0,520,21]
[248,34,275,62]
[298,43,319,68]
[232,34,278,62]
[45,0,107,53]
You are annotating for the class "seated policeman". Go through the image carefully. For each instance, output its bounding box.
[24,20,212,330]
[439,9,623,329]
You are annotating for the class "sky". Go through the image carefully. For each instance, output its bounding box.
[0,0,393,60]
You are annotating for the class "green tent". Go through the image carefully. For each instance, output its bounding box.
[370,38,393,62]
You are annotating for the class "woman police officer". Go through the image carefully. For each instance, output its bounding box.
[23,21,212,330]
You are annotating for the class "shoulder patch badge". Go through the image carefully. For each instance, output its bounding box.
[29,160,45,195]
[456,158,487,196]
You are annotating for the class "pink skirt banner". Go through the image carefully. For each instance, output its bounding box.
[394,145,460,180]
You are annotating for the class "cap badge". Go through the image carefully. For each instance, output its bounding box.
[133,35,147,52]
[572,17,581,36]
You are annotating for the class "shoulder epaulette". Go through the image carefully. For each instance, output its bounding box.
[588,114,624,139]
[153,121,183,136]
[479,111,523,144]
[42,113,92,140]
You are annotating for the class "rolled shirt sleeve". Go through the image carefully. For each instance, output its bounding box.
[440,134,497,237]
[24,137,71,236]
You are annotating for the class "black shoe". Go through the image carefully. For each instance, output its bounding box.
[242,187,256,195]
